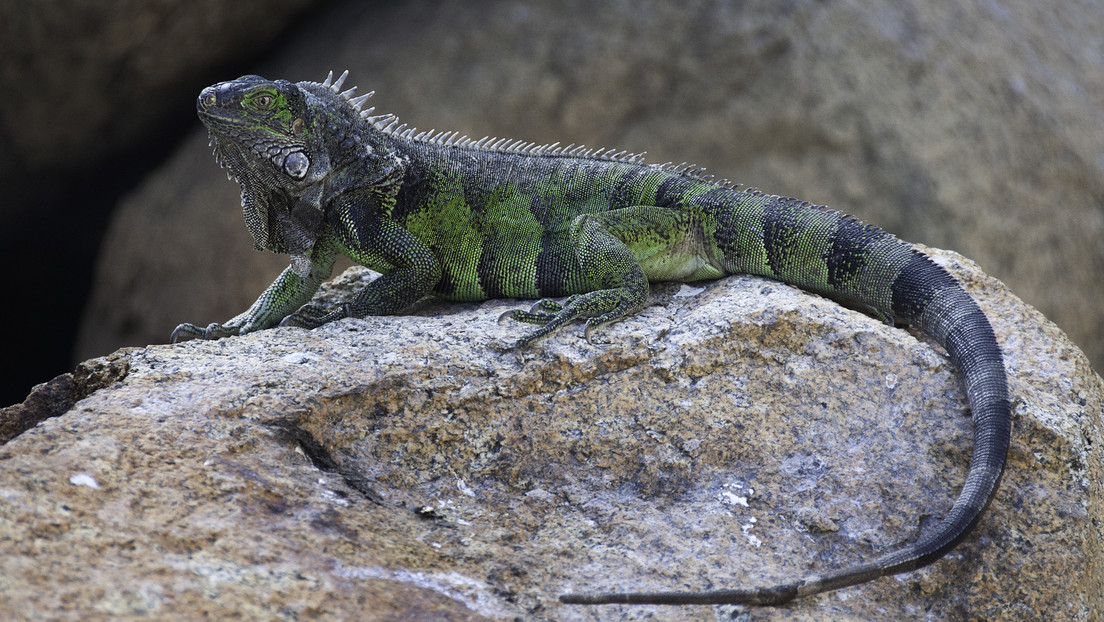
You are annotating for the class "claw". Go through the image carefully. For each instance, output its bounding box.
[280,302,348,329]
[170,323,203,344]
[529,299,563,314]
[171,321,239,343]
[582,319,612,345]
[279,313,311,328]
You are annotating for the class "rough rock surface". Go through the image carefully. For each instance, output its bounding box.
[0,351,130,445]
[75,0,1104,381]
[6,248,1103,621]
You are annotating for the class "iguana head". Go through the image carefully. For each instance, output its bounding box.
[198,75,317,183]
[197,72,402,274]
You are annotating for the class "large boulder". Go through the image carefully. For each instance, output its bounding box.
[7,248,1102,620]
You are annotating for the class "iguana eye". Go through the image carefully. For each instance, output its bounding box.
[252,94,274,109]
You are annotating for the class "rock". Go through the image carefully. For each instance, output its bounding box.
[5,248,1102,620]
[75,0,1104,388]
[0,0,324,407]
[0,0,320,171]
[0,350,131,444]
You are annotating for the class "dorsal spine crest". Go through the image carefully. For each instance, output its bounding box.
[314,70,738,186]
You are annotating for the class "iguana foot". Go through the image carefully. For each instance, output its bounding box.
[279,302,350,329]
[170,322,240,343]
[500,298,568,325]
[499,297,580,347]
[503,289,643,347]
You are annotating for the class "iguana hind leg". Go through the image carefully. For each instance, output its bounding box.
[510,206,721,347]
[507,211,652,346]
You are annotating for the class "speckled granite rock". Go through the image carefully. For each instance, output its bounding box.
[4,248,1102,621]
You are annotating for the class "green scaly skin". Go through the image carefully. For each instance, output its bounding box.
[171,71,1011,607]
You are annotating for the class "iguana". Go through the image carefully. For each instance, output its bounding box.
[171,71,1011,607]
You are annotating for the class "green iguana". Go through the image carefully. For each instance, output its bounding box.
[171,71,1011,607]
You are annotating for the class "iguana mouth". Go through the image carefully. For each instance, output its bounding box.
[196,84,249,128]
[198,100,310,183]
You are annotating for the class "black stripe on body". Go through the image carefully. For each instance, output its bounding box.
[475,245,506,299]
[608,166,651,209]
[697,186,745,261]
[535,232,584,297]
[762,197,823,281]
[653,176,687,208]
[824,216,882,291]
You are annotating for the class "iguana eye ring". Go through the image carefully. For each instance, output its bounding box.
[250,94,274,110]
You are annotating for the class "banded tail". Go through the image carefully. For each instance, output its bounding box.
[562,191,1011,606]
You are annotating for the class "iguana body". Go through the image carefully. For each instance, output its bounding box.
[172,71,1011,606]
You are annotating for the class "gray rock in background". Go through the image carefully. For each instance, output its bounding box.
[74,0,1104,376]
[0,0,318,171]
[0,0,323,405]
[5,248,1102,620]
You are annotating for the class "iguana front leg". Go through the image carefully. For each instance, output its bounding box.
[281,200,443,329]
[171,239,340,343]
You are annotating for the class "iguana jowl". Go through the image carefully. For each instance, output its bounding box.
[172,71,1011,606]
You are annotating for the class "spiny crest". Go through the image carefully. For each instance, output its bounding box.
[649,162,740,190]
[319,69,378,117]
[370,116,652,166]
[313,70,740,188]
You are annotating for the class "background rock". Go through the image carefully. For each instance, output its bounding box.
[3,248,1101,620]
[69,0,1104,392]
[0,0,323,406]
[0,0,319,172]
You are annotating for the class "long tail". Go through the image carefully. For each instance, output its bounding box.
[561,196,1011,606]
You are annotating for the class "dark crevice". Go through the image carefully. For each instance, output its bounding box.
[267,422,384,504]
